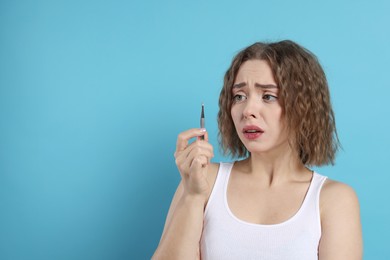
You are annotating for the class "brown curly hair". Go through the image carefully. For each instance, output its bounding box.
[218,40,340,166]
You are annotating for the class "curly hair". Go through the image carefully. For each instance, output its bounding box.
[218,40,340,166]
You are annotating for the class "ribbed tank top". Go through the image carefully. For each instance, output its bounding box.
[200,162,327,260]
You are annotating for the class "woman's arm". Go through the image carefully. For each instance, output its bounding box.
[152,129,215,260]
[152,181,206,260]
[318,180,363,259]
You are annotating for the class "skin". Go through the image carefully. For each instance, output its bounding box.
[153,60,362,259]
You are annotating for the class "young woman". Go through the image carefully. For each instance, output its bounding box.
[153,40,362,259]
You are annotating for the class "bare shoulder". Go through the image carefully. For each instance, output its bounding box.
[320,178,360,214]
[318,178,363,259]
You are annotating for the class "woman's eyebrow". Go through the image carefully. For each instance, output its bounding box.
[232,82,278,89]
[254,83,279,89]
[232,82,246,89]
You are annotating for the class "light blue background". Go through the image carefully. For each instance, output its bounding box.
[1,0,389,259]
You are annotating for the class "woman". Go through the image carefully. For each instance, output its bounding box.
[153,40,362,259]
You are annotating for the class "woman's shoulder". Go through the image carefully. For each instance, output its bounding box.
[206,162,221,183]
[320,178,360,219]
[206,161,236,178]
[207,161,236,172]
[318,178,363,256]
[205,161,236,199]
[321,178,358,200]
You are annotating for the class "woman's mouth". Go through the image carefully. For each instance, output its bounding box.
[242,126,264,140]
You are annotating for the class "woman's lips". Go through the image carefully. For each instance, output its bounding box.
[242,125,264,140]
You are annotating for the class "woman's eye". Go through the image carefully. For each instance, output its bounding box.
[263,94,278,102]
[233,94,246,103]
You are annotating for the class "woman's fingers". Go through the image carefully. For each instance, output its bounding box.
[175,128,207,155]
[190,155,209,172]
[176,140,214,161]
[186,141,214,160]
[197,131,209,142]
[184,143,213,167]
[173,128,213,197]
[175,140,214,174]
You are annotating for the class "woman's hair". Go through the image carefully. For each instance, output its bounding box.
[218,40,340,166]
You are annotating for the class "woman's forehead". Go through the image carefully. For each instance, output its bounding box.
[234,60,276,86]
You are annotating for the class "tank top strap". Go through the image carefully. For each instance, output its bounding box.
[298,172,327,232]
[302,172,327,210]
[204,162,234,218]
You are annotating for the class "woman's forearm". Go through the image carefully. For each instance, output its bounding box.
[152,194,205,260]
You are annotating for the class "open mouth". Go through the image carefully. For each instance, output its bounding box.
[244,129,263,133]
[243,131,263,140]
[243,126,264,134]
[242,126,264,140]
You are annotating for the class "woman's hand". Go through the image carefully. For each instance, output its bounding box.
[174,128,214,202]
[153,129,213,259]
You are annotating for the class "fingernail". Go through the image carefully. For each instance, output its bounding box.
[200,128,206,132]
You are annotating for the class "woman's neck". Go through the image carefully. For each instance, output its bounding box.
[237,148,309,186]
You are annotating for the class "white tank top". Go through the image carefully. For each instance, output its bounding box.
[200,162,327,260]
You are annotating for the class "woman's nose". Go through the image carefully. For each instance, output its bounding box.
[242,97,259,119]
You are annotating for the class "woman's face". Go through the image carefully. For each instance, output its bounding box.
[231,59,289,155]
